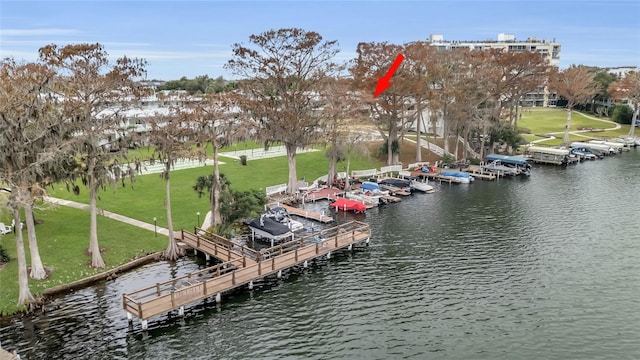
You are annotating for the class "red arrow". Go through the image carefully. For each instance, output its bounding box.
[373,53,405,98]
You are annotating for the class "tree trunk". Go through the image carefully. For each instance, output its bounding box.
[563,106,573,145]
[388,123,399,165]
[629,105,638,137]
[286,143,298,194]
[14,208,35,306]
[416,101,423,162]
[163,159,183,260]
[210,145,222,228]
[454,131,460,161]
[344,156,352,191]
[443,103,450,156]
[88,162,105,268]
[24,192,46,279]
[327,142,337,188]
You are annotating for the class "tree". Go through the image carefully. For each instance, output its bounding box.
[548,66,599,145]
[226,28,340,194]
[609,71,640,137]
[146,108,197,260]
[317,77,365,186]
[351,41,413,165]
[611,104,633,124]
[40,43,147,268]
[189,93,247,230]
[0,59,75,303]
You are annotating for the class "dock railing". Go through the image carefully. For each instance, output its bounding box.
[123,221,370,321]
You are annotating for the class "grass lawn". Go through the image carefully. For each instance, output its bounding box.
[0,149,384,315]
[519,108,618,134]
[0,107,633,316]
[0,206,168,315]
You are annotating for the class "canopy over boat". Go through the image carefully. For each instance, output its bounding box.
[485,154,532,166]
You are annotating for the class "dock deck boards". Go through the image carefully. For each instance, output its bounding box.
[123,221,371,324]
[272,203,334,223]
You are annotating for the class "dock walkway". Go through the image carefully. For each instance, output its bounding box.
[270,203,334,223]
[123,221,371,329]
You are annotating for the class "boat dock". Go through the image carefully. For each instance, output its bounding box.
[123,221,371,329]
[462,165,497,180]
[269,203,334,223]
[302,187,344,202]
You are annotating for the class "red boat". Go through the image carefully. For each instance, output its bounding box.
[329,197,367,213]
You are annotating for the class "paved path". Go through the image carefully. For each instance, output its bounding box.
[218,145,319,160]
[45,197,170,237]
[529,110,622,144]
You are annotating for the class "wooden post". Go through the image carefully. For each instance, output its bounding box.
[258,260,262,276]
[272,257,276,271]
[232,271,236,285]
[295,248,298,262]
[156,283,160,296]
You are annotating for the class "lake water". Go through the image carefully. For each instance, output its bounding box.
[1,149,639,359]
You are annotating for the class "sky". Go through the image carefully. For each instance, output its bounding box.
[1,0,639,81]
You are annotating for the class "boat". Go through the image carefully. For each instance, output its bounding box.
[570,142,615,156]
[589,140,626,153]
[439,170,474,183]
[409,179,434,193]
[345,190,386,207]
[526,146,577,166]
[264,206,304,232]
[329,197,367,213]
[484,154,533,176]
[245,215,294,246]
[570,147,599,160]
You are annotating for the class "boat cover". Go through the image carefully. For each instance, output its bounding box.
[360,181,380,191]
[329,197,367,212]
[440,170,472,178]
[246,216,291,236]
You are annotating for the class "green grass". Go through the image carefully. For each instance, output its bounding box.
[0,149,383,315]
[519,108,628,135]
[0,206,168,315]
[0,107,633,316]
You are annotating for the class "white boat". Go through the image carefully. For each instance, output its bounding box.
[264,207,304,232]
[439,170,474,184]
[345,190,386,207]
[409,179,434,193]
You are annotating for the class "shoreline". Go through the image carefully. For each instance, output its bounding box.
[1,252,162,321]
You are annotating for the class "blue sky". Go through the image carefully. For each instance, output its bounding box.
[1,0,639,80]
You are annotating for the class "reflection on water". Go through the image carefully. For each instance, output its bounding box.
[2,150,640,359]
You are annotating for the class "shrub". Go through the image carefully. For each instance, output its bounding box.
[0,244,9,263]
[612,104,633,124]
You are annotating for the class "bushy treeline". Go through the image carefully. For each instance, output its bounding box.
[157,75,237,94]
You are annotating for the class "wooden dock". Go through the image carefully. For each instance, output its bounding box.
[270,203,334,223]
[123,221,371,329]
[303,187,344,201]
[462,165,497,180]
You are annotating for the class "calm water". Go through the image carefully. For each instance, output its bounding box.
[2,150,639,359]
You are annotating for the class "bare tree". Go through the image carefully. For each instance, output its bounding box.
[226,28,339,194]
[39,43,147,268]
[315,77,366,186]
[549,66,600,144]
[609,71,640,137]
[351,41,413,165]
[190,92,247,230]
[147,107,198,260]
